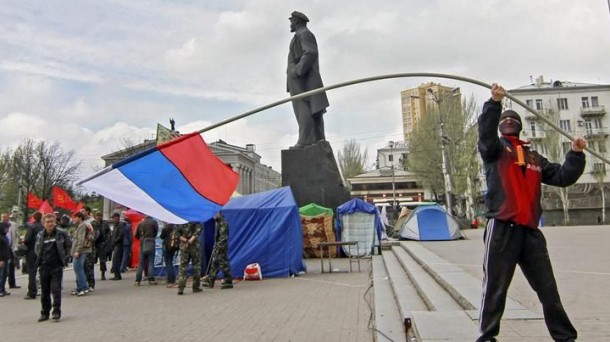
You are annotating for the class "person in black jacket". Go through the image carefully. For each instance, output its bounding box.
[134,216,158,286]
[35,213,71,322]
[91,212,111,280]
[109,213,125,281]
[24,211,44,299]
[477,84,586,342]
[0,222,11,297]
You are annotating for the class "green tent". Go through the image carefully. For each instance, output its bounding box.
[299,203,334,217]
[299,203,335,258]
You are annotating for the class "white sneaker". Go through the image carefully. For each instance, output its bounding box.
[76,291,86,296]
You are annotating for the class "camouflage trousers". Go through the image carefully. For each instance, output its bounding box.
[178,246,201,289]
[85,250,96,288]
[209,245,232,281]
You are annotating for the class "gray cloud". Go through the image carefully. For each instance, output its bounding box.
[1,0,609,174]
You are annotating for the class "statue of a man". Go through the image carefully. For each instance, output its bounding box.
[287,11,330,149]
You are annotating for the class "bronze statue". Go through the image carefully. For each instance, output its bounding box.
[287,11,330,149]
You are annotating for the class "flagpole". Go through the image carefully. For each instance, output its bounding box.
[197,72,609,166]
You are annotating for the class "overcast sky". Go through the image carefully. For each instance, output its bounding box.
[1,0,609,180]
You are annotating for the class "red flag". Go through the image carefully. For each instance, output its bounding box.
[27,192,43,209]
[52,186,77,211]
[38,200,54,215]
[73,202,83,214]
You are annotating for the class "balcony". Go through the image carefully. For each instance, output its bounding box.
[584,128,609,140]
[522,130,545,140]
[524,108,554,121]
[580,106,606,118]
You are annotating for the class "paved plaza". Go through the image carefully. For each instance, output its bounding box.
[423,225,610,341]
[0,259,373,342]
[1,225,609,341]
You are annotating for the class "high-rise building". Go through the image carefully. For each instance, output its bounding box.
[400,82,458,140]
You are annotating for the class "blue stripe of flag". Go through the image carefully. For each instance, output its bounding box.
[118,149,221,222]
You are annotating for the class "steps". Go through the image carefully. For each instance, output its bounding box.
[372,241,542,341]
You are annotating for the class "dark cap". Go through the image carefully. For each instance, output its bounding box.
[289,11,309,23]
[499,110,522,125]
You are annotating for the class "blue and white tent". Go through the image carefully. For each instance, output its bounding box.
[398,204,463,241]
[336,198,383,257]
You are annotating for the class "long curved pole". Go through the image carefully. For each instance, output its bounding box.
[199,72,609,165]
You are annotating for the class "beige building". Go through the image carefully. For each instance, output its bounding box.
[400,82,459,139]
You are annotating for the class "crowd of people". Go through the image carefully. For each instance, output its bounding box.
[0,207,233,322]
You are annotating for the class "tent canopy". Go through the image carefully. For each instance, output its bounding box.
[336,198,383,257]
[222,187,305,278]
[299,203,333,217]
[398,204,463,241]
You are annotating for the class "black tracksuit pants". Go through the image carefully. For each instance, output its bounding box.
[477,219,577,342]
[39,265,63,316]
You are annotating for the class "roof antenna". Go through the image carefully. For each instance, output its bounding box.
[529,75,533,84]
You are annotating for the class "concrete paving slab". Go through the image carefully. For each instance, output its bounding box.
[411,311,479,341]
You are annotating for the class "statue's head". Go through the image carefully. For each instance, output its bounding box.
[289,11,309,32]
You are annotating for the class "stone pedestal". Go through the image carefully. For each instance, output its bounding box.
[281,141,351,210]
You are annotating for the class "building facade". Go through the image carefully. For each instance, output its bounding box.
[508,76,610,224]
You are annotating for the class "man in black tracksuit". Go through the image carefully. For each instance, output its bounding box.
[477,84,587,342]
[35,213,71,322]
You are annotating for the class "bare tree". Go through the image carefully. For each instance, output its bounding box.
[540,105,571,224]
[0,139,80,223]
[592,160,606,223]
[337,140,368,180]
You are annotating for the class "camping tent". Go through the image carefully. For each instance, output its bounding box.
[336,198,383,257]
[299,203,336,258]
[222,187,305,278]
[397,204,463,241]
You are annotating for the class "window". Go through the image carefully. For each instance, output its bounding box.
[582,97,590,108]
[593,163,606,173]
[530,121,537,136]
[535,99,543,110]
[526,99,533,108]
[592,96,599,107]
[598,141,607,154]
[388,154,393,162]
[557,98,569,110]
[562,142,571,155]
[559,120,571,132]
[593,118,602,129]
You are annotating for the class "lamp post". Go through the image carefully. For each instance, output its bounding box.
[427,88,460,215]
[388,141,397,209]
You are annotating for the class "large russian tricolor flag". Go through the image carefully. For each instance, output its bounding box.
[78,133,239,224]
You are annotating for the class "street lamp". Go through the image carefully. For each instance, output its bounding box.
[388,141,397,209]
[427,87,460,215]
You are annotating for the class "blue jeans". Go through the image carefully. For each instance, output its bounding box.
[164,248,177,284]
[73,253,89,291]
[120,245,131,271]
[135,249,155,283]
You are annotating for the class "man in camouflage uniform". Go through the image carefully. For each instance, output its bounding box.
[205,212,233,289]
[176,222,202,295]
